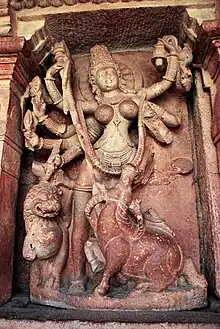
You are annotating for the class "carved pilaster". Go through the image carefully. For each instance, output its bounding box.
[0,36,40,304]
[195,19,220,83]
[196,20,220,164]
[193,18,220,298]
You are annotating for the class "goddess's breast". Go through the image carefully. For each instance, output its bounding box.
[94,104,114,125]
[118,99,138,120]
[94,98,138,125]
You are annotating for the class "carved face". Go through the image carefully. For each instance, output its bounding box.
[181,74,192,92]
[32,193,61,219]
[95,66,119,92]
[23,183,63,261]
[25,183,62,219]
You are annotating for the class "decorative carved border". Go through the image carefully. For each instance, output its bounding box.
[9,0,149,11]
[9,0,216,11]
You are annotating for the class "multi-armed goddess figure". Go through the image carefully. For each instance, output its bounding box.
[23,36,195,295]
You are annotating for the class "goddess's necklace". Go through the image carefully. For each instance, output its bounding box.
[100,92,125,105]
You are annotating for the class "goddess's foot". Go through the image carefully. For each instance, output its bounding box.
[68,279,85,295]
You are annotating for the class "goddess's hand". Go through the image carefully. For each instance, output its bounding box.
[24,131,40,149]
[158,38,177,55]
[30,80,47,121]
[48,154,62,169]
[32,97,46,121]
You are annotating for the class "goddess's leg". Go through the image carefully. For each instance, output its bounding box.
[68,161,93,294]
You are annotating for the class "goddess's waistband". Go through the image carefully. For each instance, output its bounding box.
[74,146,136,191]
[95,146,136,168]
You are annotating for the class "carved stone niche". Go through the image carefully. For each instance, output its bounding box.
[13,6,219,314]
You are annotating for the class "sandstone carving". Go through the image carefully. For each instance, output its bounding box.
[22,37,207,310]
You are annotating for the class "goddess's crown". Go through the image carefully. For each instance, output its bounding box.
[90,45,117,77]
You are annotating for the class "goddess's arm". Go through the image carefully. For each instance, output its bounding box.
[44,68,97,116]
[36,88,96,138]
[44,49,97,116]
[27,71,101,159]
[58,117,102,166]
[80,100,98,115]
[147,102,181,128]
[45,71,97,115]
[44,64,64,110]
[36,116,102,165]
[142,102,181,144]
[144,38,179,101]
[28,75,75,139]
[138,38,182,144]
[146,53,178,101]
[39,115,76,138]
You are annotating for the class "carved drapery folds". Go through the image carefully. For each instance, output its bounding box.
[20,28,209,310]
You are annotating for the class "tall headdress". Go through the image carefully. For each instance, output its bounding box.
[88,44,137,102]
[90,45,117,77]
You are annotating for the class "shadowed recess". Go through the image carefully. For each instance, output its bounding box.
[45,6,188,55]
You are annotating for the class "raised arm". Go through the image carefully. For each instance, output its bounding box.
[44,42,69,110]
[146,38,179,101]
[28,74,77,139]
[44,64,64,110]
[59,116,102,165]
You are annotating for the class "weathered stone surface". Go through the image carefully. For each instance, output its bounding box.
[0,171,17,304]
[0,320,219,329]
[45,7,188,55]
[0,141,21,179]
[0,1,218,324]
[0,0,11,36]
[192,70,220,297]
[9,0,217,11]
[18,35,207,311]
[194,20,220,297]
[217,0,220,19]
[0,36,27,305]
[199,22,220,291]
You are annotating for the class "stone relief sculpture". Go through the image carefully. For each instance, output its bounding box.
[23,181,68,290]
[85,163,206,297]
[21,35,207,310]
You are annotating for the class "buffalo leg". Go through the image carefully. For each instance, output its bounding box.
[94,237,129,296]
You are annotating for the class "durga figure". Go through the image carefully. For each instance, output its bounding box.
[22,36,207,308]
